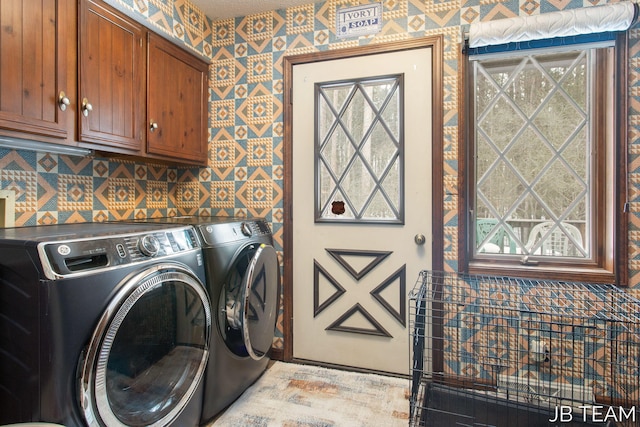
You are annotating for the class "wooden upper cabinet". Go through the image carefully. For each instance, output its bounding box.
[0,0,76,144]
[147,33,209,165]
[78,0,145,153]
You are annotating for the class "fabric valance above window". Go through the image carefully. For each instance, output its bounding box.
[467,2,637,53]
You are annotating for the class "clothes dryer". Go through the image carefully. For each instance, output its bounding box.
[130,217,279,423]
[0,222,211,427]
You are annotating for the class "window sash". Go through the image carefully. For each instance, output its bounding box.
[463,40,621,283]
[471,48,597,261]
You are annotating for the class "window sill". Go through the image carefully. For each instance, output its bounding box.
[468,261,618,285]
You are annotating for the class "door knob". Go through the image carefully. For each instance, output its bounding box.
[150,121,158,132]
[58,91,70,112]
[414,234,426,245]
[81,98,92,117]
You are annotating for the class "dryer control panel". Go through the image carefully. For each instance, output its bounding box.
[197,219,271,246]
[40,227,200,279]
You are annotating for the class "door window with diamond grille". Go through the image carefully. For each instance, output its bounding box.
[315,75,404,223]
[468,44,617,271]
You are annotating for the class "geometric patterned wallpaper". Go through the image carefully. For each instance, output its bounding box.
[2,0,640,347]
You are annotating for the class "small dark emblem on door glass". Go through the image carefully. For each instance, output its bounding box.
[331,201,345,215]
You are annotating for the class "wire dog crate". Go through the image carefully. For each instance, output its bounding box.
[409,270,640,427]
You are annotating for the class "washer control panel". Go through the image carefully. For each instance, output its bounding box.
[125,228,199,260]
[41,226,199,278]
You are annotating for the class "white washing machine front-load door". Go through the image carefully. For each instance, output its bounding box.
[219,243,279,360]
[79,264,211,427]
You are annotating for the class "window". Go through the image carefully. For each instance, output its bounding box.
[315,75,404,223]
[463,37,627,284]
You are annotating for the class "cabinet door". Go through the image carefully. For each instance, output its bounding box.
[147,33,209,165]
[0,0,75,143]
[78,0,145,153]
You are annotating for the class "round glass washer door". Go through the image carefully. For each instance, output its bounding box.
[219,243,278,360]
[79,264,211,427]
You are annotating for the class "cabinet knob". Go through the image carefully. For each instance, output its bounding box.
[150,121,158,132]
[81,98,93,117]
[58,91,70,112]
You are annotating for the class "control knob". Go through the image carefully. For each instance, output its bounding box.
[240,222,253,237]
[139,234,160,257]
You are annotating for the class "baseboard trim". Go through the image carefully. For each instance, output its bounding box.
[270,347,284,361]
[289,357,409,379]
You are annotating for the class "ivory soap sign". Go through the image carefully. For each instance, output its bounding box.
[336,3,382,39]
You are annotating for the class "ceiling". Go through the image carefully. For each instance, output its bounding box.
[190,0,315,21]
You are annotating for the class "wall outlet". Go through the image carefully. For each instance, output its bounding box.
[0,190,16,227]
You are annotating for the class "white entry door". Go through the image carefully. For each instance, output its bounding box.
[292,48,433,375]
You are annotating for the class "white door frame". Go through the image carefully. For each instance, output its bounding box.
[281,36,445,368]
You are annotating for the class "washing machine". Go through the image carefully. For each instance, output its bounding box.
[0,222,211,427]
[130,216,279,423]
